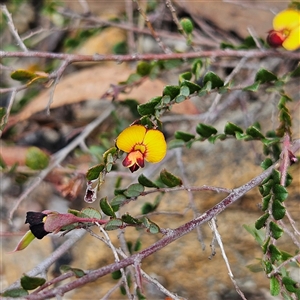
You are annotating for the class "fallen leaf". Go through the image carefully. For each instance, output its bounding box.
[7,64,199,127]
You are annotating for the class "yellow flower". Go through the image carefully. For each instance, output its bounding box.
[116,125,167,172]
[267,9,300,51]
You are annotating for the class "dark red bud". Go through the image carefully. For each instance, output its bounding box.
[267,30,285,48]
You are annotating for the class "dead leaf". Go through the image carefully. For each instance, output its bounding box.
[8,64,199,127]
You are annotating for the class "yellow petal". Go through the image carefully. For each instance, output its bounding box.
[143,129,167,163]
[116,125,146,153]
[273,9,300,31]
[283,26,300,50]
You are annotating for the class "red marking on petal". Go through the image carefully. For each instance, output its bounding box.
[129,163,140,172]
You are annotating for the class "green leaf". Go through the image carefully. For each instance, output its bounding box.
[12,230,36,252]
[246,262,263,273]
[174,94,186,103]
[168,139,186,149]
[86,164,105,180]
[25,146,49,170]
[290,62,300,77]
[103,147,117,163]
[80,207,102,219]
[271,169,281,184]
[160,169,182,187]
[272,199,286,220]
[100,197,116,218]
[255,68,277,83]
[196,123,218,138]
[255,213,269,230]
[208,134,227,143]
[268,244,282,263]
[203,71,224,89]
[11,69,39,82]
[192,59,203,80]
[136,61,152,76]
[134,239,142,251]
[141,202,155,214]
[148,221,160,234]
[121,213,141,225]
[261,158,273,170]
[179,71,192,83]
[175,131,195,142]
[269,221,284,239]
[180,18,194,34]
[243,82,260,92]
[21,275,46,290]
[163,85,180,99]
[2,288,29,297]
[282,277,298,293]
[60,265,86,278]
[123,183,145,198]
[246,126,265,139]
[138,174,159,188]
[110,194,127,208]
[111,270,122,280]
[273,184,288,201]
[181,80,201,93]
[270,276,280,296]
[262,194,272,211]
[104,218,123,231]
[180,85,190,97]
[137,97,161,115]
[198,81,212,96]
[224,122,243,135]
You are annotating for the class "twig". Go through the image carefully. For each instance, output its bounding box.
[1,49,299,62]
[6,229,86,290]
[23,160,280,300]
[97,223,133,299]
[0,5,28,52]
[175,148,205,250]
[134,0,171,54]
[209,218,247,300]
[8,104,115,220]
[0,89,16,138]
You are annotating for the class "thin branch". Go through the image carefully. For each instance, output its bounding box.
[0,89,16,138]
[1,49,299,62]
[175,148,205,250]
[23,160,280,300]
[0,5,28,52]
[6,230,86,290]
[209,218,247,300]
[134,0,171,54]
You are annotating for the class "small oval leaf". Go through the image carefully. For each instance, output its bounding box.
[270,276,280,296]
[269,221,284,239]
[203,71,224,89]
[104,218,123,231]
[160,169,182,187]
[255,68,277,84]
[123,183,145,198]
[100,197,116,217]
[224,122,244,136]
[174,131,195,142]
[272,199,286,220]
[21,275,46,290]
[138,174,159,188]
[86,164,105,180]
[255,213,270,230]
[196,123,218,138]
[25,147,49,170]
